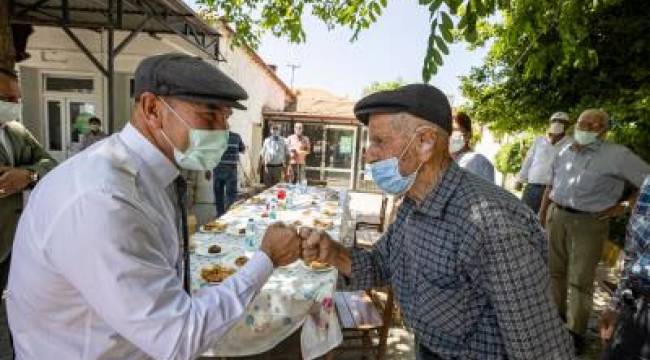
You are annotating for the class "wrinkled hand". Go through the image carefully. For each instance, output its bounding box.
[538,209,548,227]
[599,308,619,345]
[0,167,32,198]
[598,203,627,220]
[300,227,351,276]
[260,222,301,267]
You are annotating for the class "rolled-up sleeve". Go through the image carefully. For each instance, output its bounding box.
[517,138,537,183]
[617,147,650,187]
[48,191,273,359]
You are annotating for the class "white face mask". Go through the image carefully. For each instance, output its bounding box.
[0,100,21,124]
[548,122,565,135]
[449,131,465,153]
[574,129,600,146]
[159,98,230,171]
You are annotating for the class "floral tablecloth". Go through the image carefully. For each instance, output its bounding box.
[192,185,346,359]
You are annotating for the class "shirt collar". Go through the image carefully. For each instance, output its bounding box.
[119,123,179,188]
[409,162,464,218]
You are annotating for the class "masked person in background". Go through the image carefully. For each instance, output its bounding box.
[79,116,108,151]
[538,109,650,355]
[260,124,289,188]
[212,123,245,217]
[7,54,302,359]
[301,84,574,359]
[287,122,310,184]
[448,111,495,183]
[0,67,57,357]
[516,112,572,213]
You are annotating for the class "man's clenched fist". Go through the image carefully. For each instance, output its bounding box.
[260,222,301,267]
[300,227,351,276]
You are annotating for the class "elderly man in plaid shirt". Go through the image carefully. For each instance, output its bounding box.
[301,84,574,359]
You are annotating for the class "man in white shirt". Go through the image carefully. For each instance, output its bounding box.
[6,53,302,359]
[259,124,289,187]
[516,112,572,213]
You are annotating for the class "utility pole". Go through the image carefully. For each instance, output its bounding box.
[287,63,300,90]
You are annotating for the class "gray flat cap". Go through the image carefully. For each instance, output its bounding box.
[134,53,248,110]
[354,84,452,133]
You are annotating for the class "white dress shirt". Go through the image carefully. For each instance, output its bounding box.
[7,123,274,359]
[517,135,572,185]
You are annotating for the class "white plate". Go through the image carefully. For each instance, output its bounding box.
[195,244,242,257]
[300,260,335,272]
[198,225,227,234]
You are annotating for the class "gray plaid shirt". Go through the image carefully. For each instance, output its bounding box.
[347,163,574,359]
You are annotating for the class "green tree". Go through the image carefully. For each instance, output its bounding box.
[461,0,650,162]
[494,134,533,176]
[362,78,406,95]
[196,0,512,82]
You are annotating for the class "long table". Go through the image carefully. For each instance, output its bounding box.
[191,185,349,359]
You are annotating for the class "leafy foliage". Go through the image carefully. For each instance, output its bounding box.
[362,78,406,95]
[196,0,511,81]
[461,0,650,162]
[494,134,533,175]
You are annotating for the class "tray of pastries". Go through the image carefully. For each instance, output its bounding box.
[200,264,237,283]
[200,220,228,233]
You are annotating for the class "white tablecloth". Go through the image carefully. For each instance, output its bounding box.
[192,185,346,359]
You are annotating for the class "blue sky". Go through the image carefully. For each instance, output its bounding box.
[187,1,488,104]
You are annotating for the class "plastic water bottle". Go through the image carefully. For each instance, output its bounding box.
[300,178,308,194]
[245,218,256,248]
[269,199,278,220]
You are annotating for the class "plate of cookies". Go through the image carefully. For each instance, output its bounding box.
[312,218,334,231]
[200,264,237,284]
[234,255,249,267]
[199,220,228,234]
[195,243,241,257]
[302,260,335,272]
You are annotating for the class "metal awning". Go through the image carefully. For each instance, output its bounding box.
[10,0,221,60]
[9,0,222,132]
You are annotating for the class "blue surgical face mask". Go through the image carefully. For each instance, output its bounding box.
[368,128,429,195]
[449,131,465,154]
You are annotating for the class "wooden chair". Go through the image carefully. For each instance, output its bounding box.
[307,179,328,187]
[327,288,394,360]
[353,195,391,249]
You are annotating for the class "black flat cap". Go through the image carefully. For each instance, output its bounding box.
[354,83,452,133]
[134,53,248,110]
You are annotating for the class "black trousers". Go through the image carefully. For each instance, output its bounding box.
[1,255,14,358]
[0,255,9,291]
[602,296,650,360]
